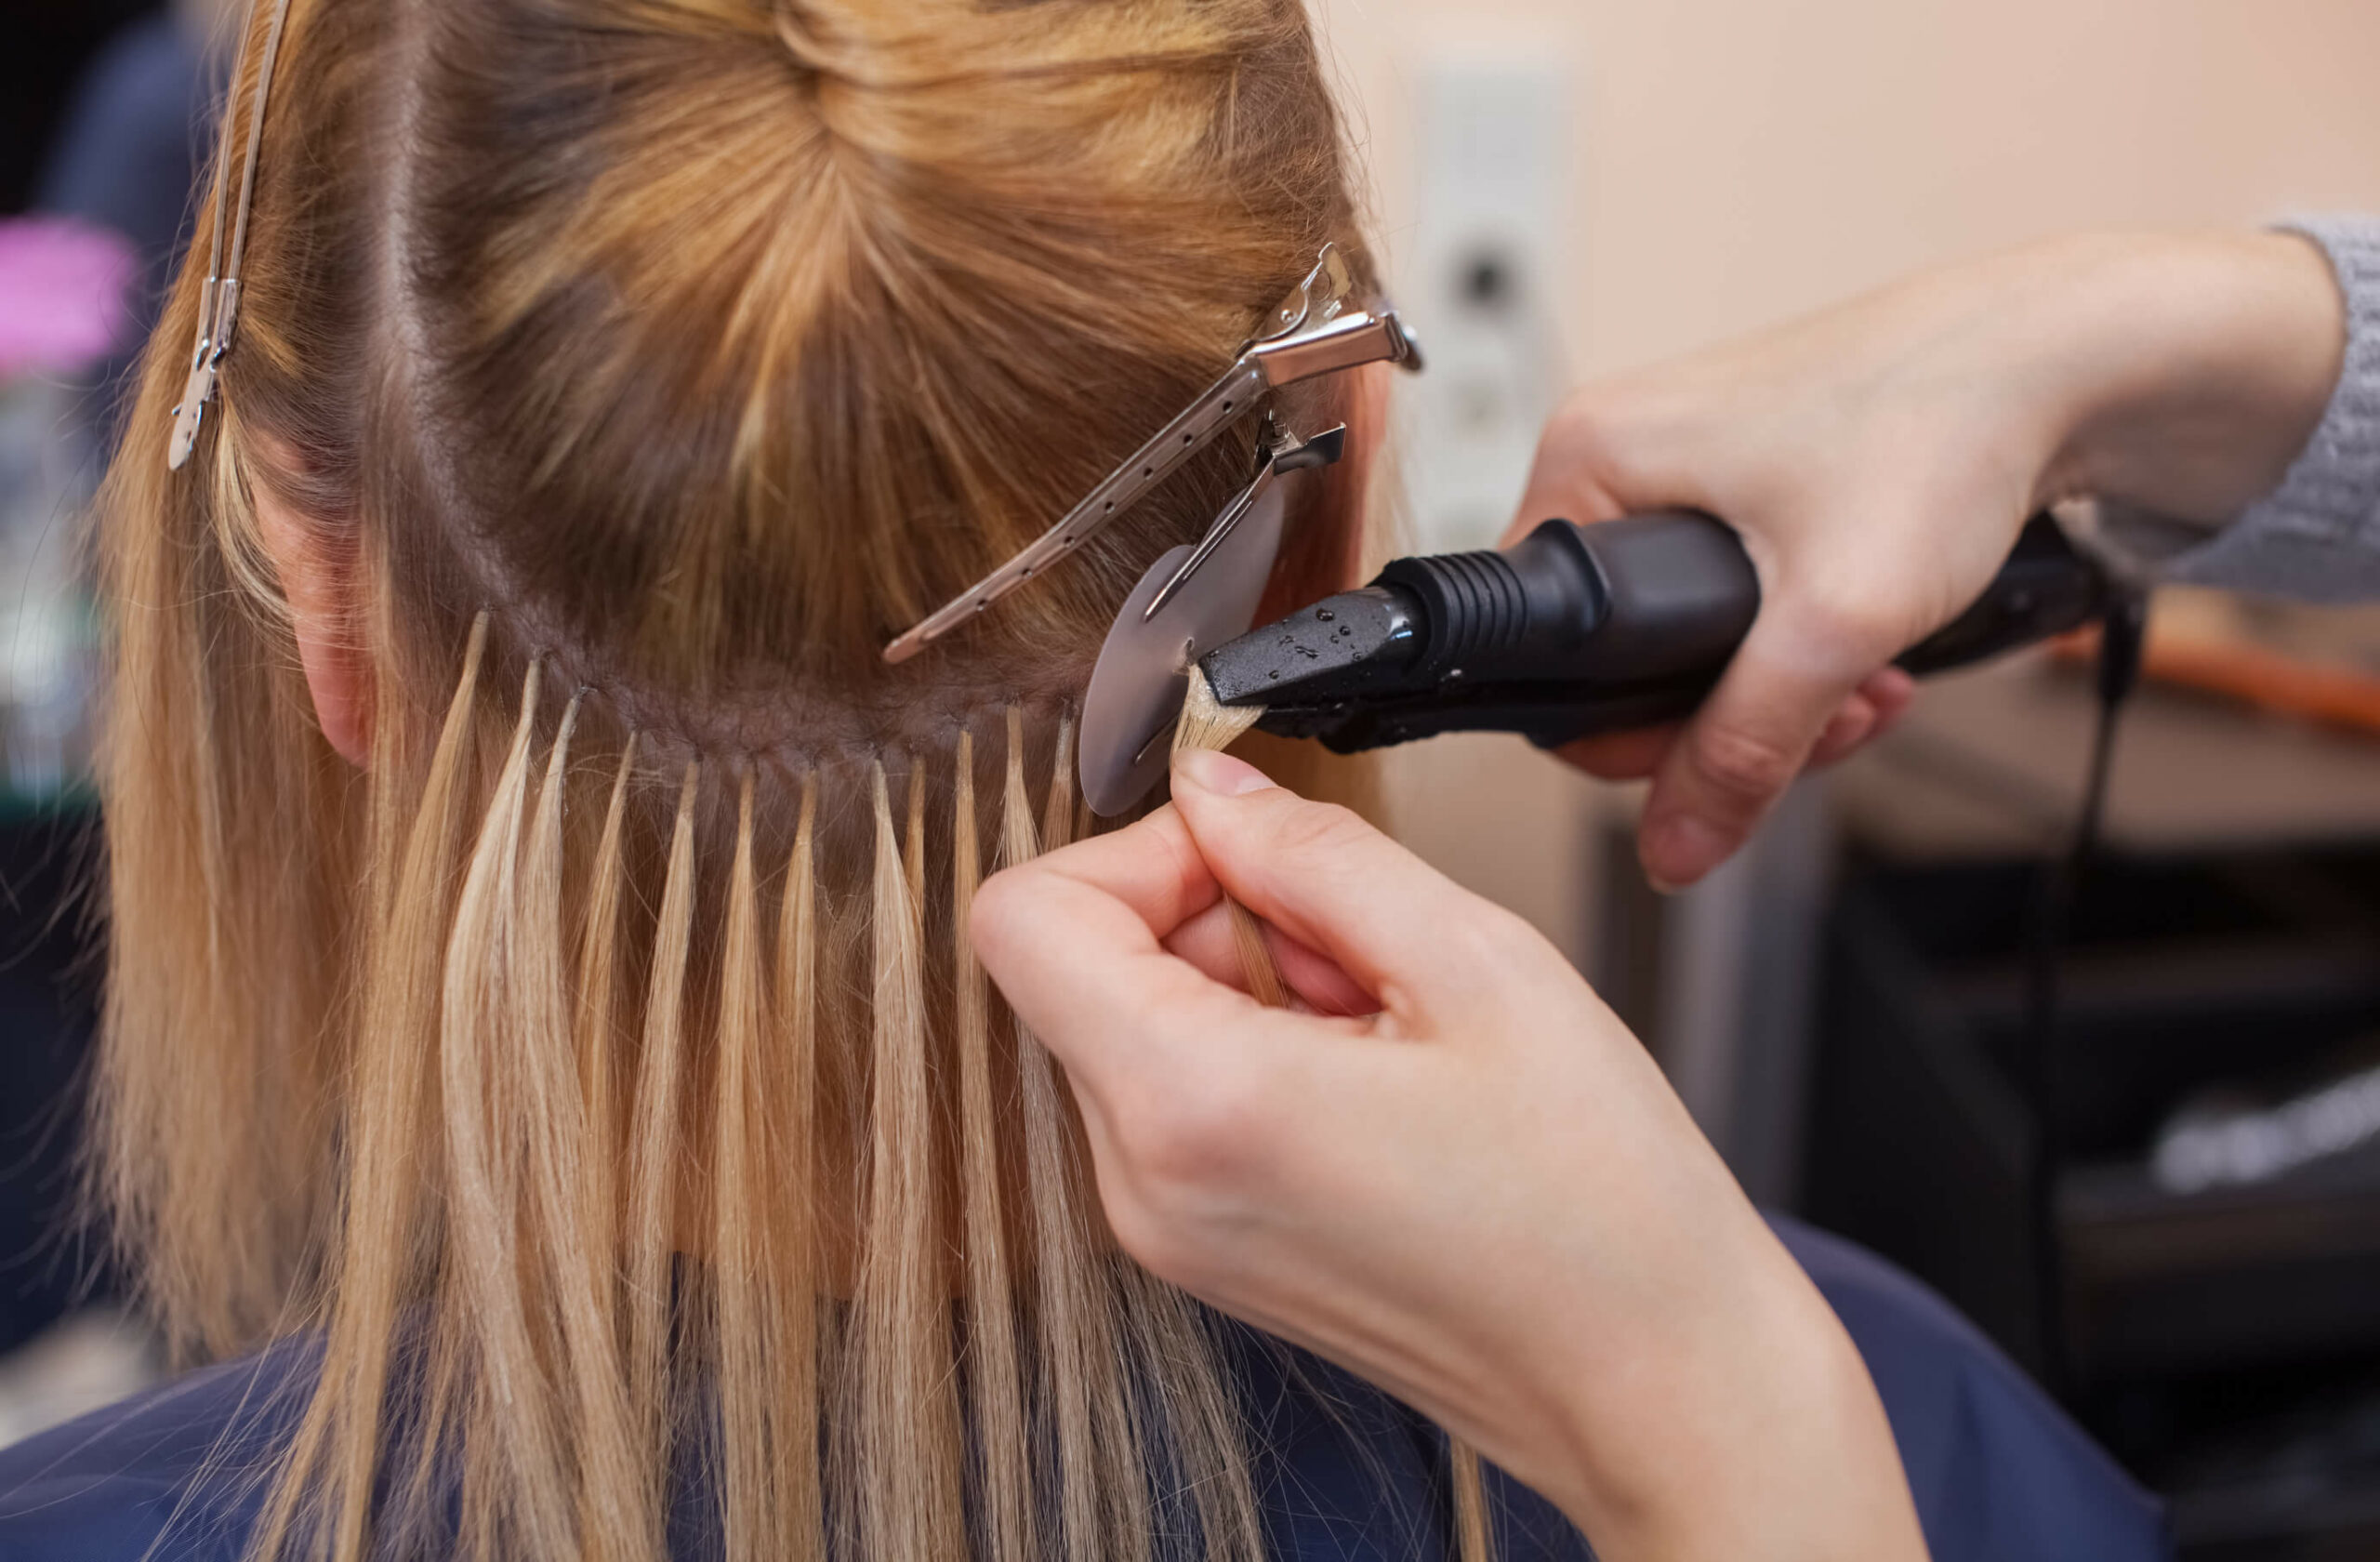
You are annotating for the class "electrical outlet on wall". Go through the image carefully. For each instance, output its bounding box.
[1398,61,1571,554]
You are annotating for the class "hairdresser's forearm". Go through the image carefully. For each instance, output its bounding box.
[2028,231,2343,522]
[1532,1245,1924,1562]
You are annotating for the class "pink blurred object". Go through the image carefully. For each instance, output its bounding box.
[0,217,139,381]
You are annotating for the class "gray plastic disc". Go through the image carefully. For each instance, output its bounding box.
[1078,483,1291,817]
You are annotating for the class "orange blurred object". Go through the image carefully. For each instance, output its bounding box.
[2054,619,2380,736]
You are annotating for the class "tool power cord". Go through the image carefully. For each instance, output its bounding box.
[2021,586,2149,1402]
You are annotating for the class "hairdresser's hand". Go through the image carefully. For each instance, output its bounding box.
[1516,230,2345,888]
[972,751,1925,1562]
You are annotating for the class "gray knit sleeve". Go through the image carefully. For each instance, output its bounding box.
[2158,216,2380,602]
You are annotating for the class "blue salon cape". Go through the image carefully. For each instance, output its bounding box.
[0,1219,2167,1561]
[1773,1215,2170,1561]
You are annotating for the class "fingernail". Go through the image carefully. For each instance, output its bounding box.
[1642,814,1726,893]
[1173,748,1277,798]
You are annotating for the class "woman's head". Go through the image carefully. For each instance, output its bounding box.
[225,0,1373,746]
[97,2,1417,1559]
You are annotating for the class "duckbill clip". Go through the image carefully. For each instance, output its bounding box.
[880,243,1421,667]
[167,0,297,473]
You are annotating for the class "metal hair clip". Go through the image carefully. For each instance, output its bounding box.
[880,243,1423,663]
[167,0,297,472]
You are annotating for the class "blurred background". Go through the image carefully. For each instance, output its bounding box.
[1333,3,2380,1556]
[7,0,2380,1555]
[0,0,210,1456]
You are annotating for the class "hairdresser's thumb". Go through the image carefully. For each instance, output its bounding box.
[1169,749,1527,1019]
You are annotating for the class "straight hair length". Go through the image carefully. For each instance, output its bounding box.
[92,0,1509,1558]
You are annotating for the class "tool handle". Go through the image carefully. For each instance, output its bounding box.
[1895,513,2112,675]
[1317,510,2107,752]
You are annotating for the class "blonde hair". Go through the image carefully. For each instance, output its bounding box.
[93,0,1507,1557]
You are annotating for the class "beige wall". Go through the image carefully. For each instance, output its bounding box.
[1327,0,2380,959]
[1326,0,2380,368]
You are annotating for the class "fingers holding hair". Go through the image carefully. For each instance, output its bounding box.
[1166,748,1555,1025]
[1161,901,1377,1017]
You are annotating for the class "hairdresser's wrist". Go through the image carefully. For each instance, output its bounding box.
[2032,231,2344,522]
[1540,1243,1921,1562]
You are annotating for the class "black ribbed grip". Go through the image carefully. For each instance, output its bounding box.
[1374,519,1617,684]
[1378,549,1529,677]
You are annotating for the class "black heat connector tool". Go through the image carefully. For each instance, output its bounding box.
[1198,510,2109,750]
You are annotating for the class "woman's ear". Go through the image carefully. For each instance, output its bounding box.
[247,445,373,766]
